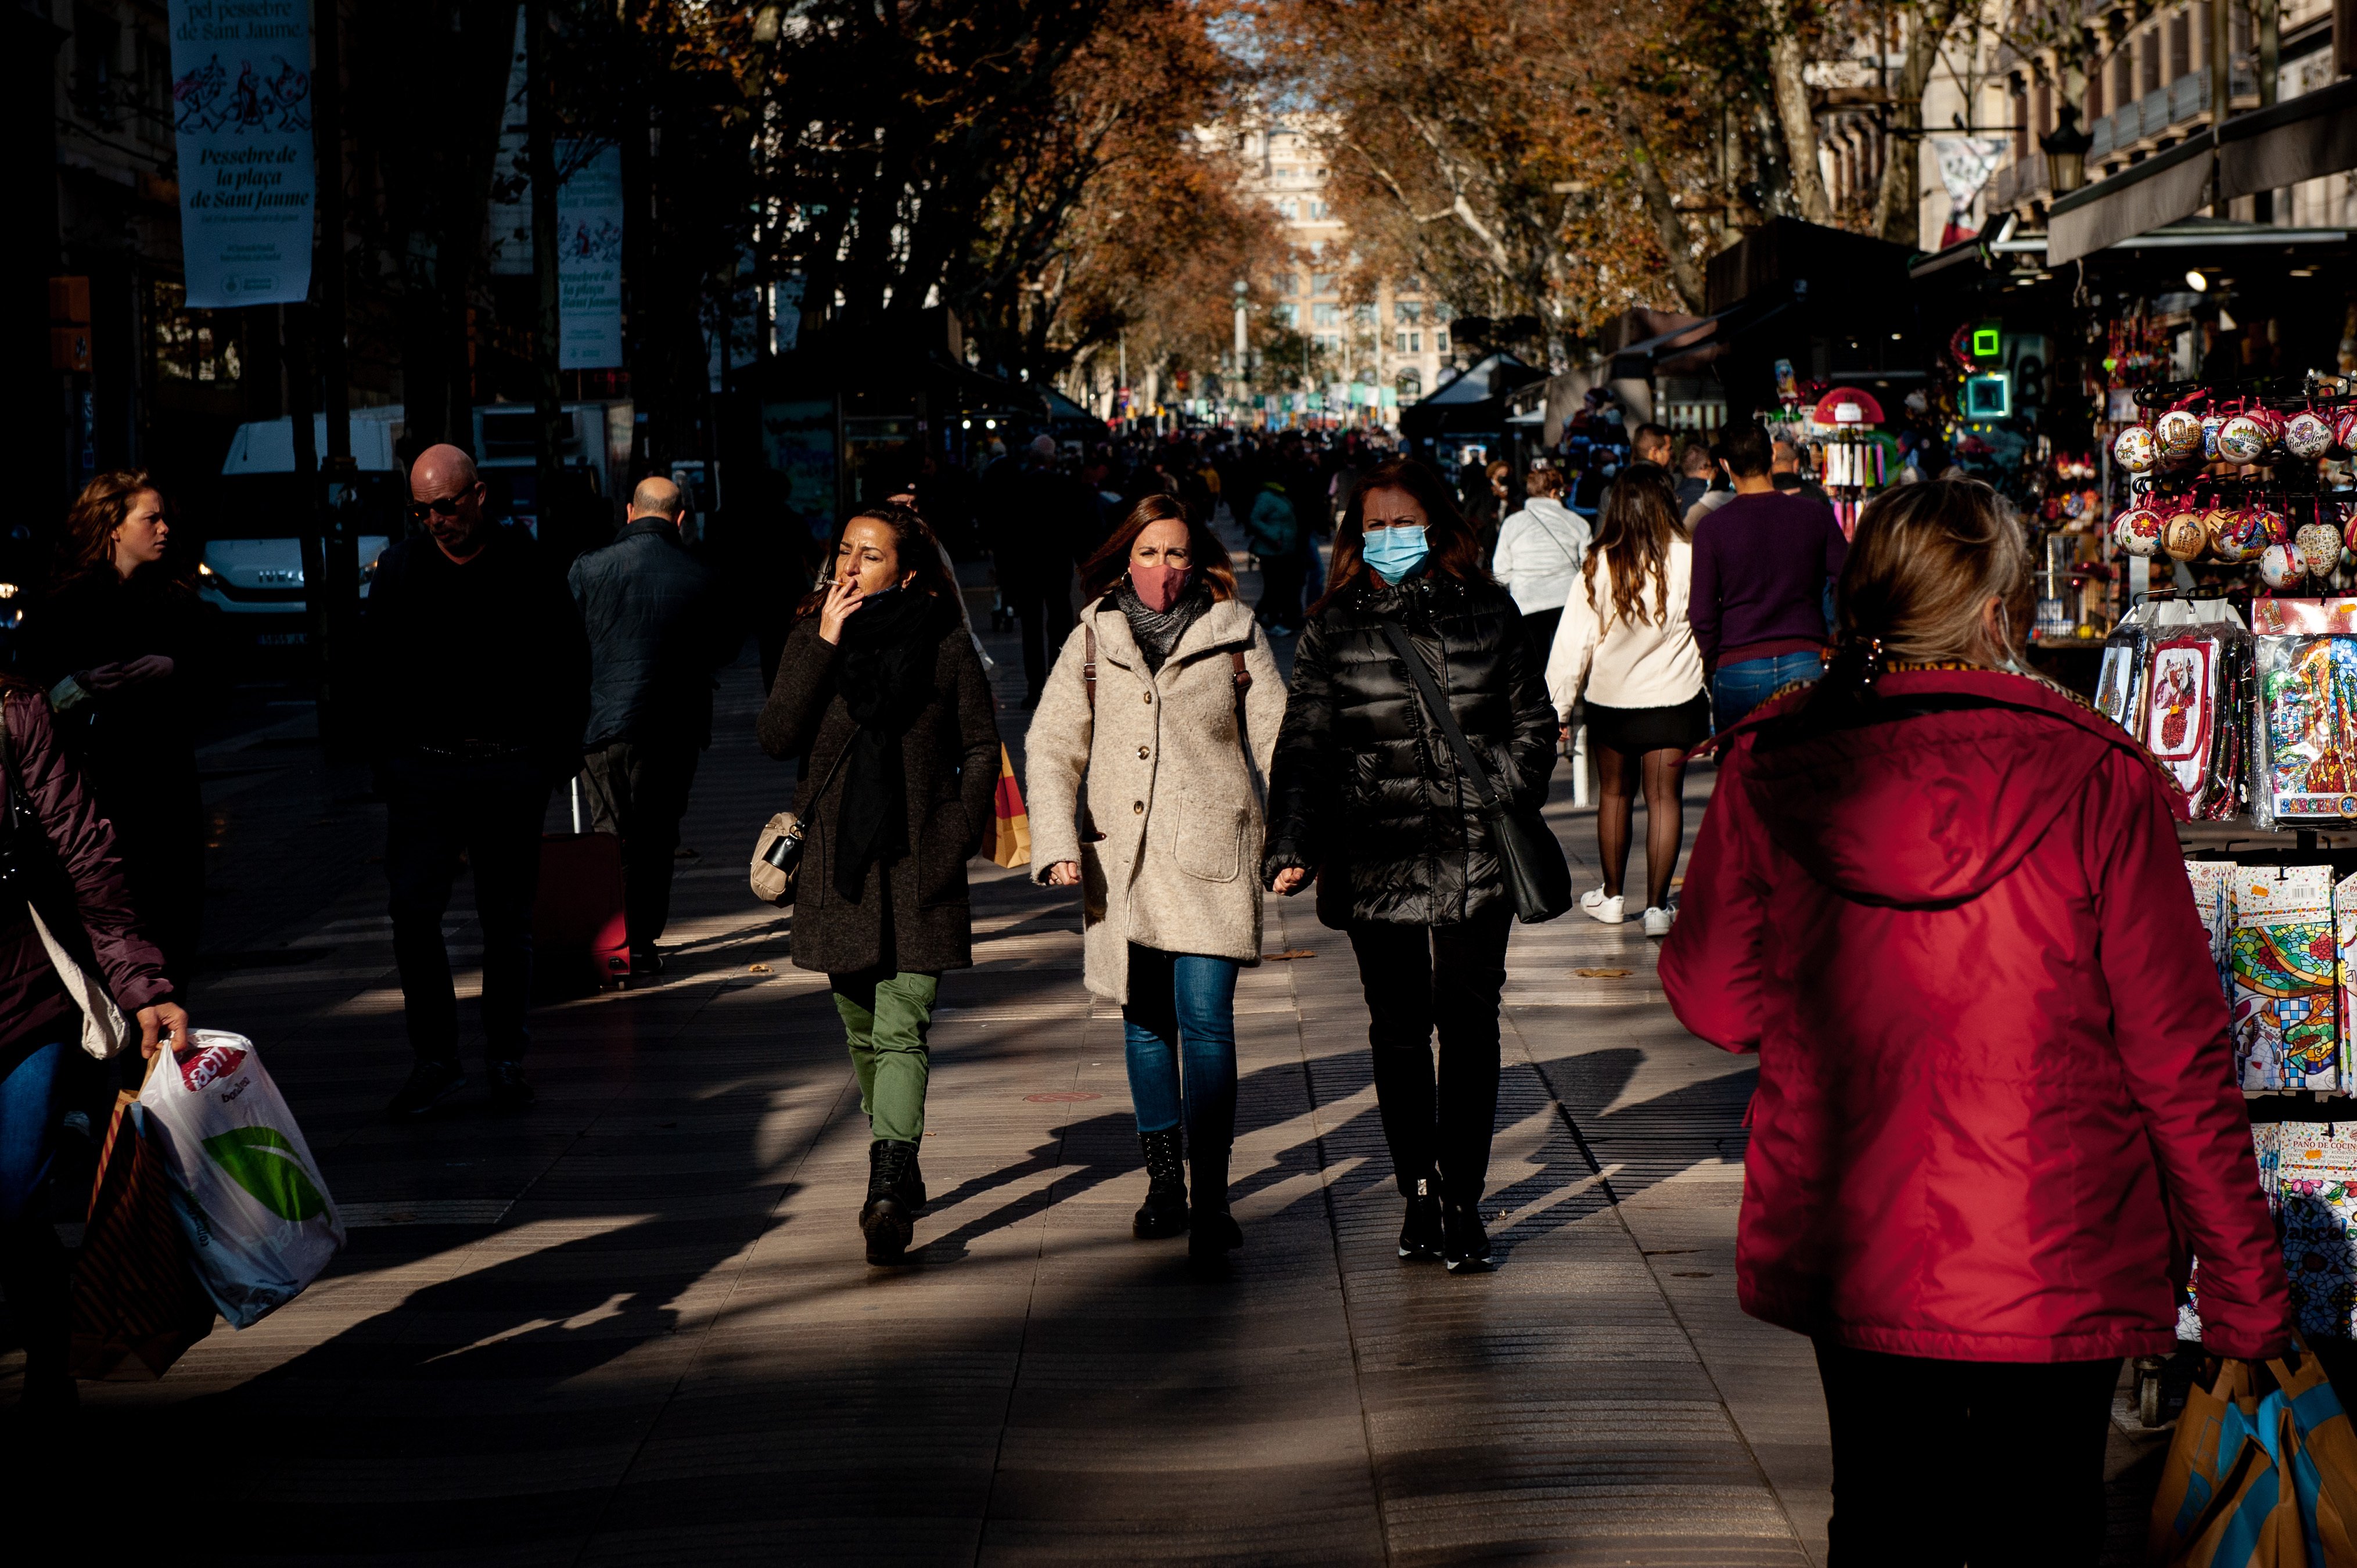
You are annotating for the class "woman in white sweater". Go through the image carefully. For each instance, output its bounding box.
[1544,463,1705,937]
[1489,461,1589,660]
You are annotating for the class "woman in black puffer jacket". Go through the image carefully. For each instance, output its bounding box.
[1262,457,1557,1272]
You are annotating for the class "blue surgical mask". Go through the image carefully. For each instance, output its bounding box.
[1362,524,1429,583]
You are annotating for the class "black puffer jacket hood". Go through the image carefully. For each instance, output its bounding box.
[1262,571,1558,927]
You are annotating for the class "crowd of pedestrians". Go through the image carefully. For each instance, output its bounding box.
[2,413,2303,1568]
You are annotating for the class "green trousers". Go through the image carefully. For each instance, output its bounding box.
[831,969,940,1143]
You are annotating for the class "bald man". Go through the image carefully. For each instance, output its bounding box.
[567,474,734,974]
[365,443,590,1116]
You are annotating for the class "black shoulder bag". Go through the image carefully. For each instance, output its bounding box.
[1377,619,1573,925]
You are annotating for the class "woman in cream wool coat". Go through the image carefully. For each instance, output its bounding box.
[1025,494,1285,1260]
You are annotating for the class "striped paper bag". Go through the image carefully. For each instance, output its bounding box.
[990,745,1031,868]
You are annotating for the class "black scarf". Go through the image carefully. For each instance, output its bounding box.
[832,588,942,901]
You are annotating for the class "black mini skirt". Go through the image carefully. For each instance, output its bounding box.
[1583,692,1712,755]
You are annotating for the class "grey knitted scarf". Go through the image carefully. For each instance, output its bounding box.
[1115,576,1211,676]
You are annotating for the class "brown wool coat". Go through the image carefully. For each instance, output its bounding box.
[1023,594,1286,1003]
[756,609,1001,975]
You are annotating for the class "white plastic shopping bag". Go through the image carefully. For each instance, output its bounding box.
[138,1030,345,1328]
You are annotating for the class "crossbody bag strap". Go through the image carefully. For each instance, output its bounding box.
[1377,618,1501,812]
[804,724,857,804]
[1084,624,1097,713]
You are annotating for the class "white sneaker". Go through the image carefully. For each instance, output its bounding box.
[1641,905,1676,938]
[1579,887,1625,925]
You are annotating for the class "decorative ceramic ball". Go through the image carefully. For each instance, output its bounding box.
[2218,414,2270,463]
[2114,505,2165,556]
[2261,541,2311,588]
[2286,411,2334,460]
[2208,507,2258,563]
[2155,408,2205,461]
[2113,425,2158,473]
[2297,521,2343,570]
[2259,507,2294,546]
[2337,408,2357,454]
[2163,510,2209,560]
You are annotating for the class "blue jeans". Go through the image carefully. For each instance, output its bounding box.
[1711,652,1823,732]
[0,1039,66,1226]
[1121,947,1239,1149]
[0,1038,70,1382]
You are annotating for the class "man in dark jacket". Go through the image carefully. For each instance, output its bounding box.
[569,476,732,976]
[366,444,589,1116]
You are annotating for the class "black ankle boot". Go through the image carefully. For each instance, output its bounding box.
[860,1139,918,1264]
[1187,1142,1242,1260]
[1134,1127,1190,1239]
[1398,1176,1443,1261]
[1442,1200,1492,1274]
[899,1143,927,1211]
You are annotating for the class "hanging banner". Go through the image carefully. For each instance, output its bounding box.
[486,9,531,277]
[555,143,624,369]
[168,0,317,308]
[1929,135,2010,227]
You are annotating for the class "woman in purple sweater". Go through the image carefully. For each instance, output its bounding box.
[1686,423,1848,728]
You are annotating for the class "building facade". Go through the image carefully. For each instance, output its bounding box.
[1221,117,1458,423]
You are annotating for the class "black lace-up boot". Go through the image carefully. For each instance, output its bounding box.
[1134,1127,1189,1239]
[860,1139,919,1264]
[1187,1142,1242,1262]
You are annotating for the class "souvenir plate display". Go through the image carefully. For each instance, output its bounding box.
[2230,864,2342,1091]
[2252,598,2357,827]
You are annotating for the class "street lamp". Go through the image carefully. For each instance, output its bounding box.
[2040,103,2094,196]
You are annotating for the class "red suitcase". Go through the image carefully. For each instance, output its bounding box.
[534,785,630,998]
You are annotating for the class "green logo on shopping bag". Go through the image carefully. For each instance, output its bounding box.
[201,1127,327,1223]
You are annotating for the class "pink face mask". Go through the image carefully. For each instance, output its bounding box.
[1130,563,1191,612]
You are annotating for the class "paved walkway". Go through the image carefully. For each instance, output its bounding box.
[9,553,2176,1563]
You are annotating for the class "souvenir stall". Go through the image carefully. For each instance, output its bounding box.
[2100,379,2357,1423]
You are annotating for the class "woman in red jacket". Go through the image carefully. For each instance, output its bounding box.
[1662,480,2288,1566]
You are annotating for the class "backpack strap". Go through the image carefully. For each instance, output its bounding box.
[1084,625,1097,713]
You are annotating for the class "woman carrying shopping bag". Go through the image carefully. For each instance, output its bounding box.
[1025,495,1285,1260]
[1488,459,1588,660]
[1662,480,2290,1566]
[758,502,999,1267]
[1261,458,1557,1273]
[1544,462,1708,938]
[0,677,190,1415]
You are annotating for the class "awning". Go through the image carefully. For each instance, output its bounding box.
[2218,76,2357,203]
[2049,79,2357,264]
[1608,309,1732,380]
[2049,131,2215,265]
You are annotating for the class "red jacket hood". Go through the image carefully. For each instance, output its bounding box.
[1726,669,2177,909]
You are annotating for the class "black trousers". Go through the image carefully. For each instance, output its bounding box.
[1518,606,1564,667]
[580,738,702,954]
[1004,573,1074,699]
[1815,1339,2119,1567]
[1256,552,1305,628]
[1347,907,1512,1203]
[383,753,549,1065]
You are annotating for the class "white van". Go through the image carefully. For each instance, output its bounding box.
[204,408,406,644]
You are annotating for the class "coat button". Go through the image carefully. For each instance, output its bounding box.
[1137,746,1149,760]
[1133,800,1144,814]
[1142,692,1152,704]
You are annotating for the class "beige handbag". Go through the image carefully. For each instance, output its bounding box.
[749,739,853,907]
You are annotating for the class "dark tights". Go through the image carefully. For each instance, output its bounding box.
[1594,743,1688,910]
